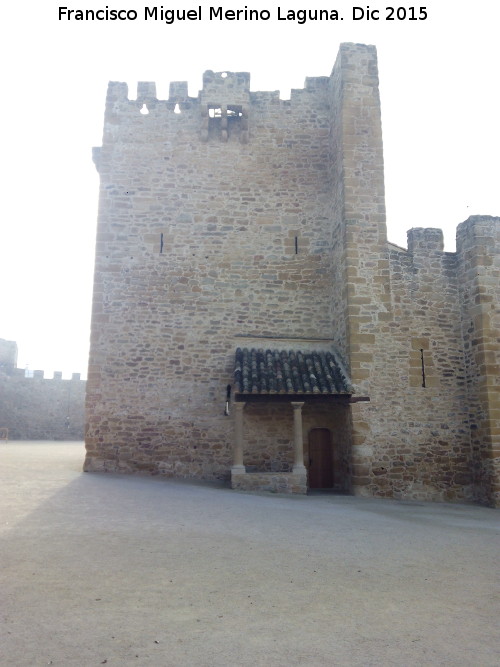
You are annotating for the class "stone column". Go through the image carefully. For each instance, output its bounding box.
[291,402,306,473]
[232,402,246,474]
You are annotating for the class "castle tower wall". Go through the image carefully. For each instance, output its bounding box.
[457,216,500,506]
[85,60,347,477]
[85,45,498,504]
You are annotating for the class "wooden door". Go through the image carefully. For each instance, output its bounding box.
[308,428,333,489]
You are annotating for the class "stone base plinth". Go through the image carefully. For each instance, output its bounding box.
[231,471,307,495]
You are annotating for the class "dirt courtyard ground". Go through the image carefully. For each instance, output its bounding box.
[1,442,499,666]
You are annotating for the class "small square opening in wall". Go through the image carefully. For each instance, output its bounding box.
[206,104,248,141]
[227,106,243,118]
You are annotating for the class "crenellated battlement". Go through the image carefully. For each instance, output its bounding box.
[202,70,250,101]
[105,71,251,109]
[407,227,445,254]
[97,68,335,156]
[14,369,84,381]
[107,70,254,105]
[0,339,83,381]
[103,69,330,119]
[107,70,332,106]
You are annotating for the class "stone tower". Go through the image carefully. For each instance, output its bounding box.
[85,43,499,506]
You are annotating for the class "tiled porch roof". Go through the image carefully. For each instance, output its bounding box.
[234,348,353,395]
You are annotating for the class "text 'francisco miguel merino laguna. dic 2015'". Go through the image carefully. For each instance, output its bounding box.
[58,6,367,24]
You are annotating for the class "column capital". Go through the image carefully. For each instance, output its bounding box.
[291,401,305,409]
[234,401,246,411]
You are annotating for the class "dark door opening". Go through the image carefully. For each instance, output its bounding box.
[308,428,334,489]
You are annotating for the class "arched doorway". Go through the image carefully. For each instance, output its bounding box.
[308,428,334,489]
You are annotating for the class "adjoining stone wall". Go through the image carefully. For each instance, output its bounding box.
[318,45,496,505]
[370,230,472,502]
[0,368,86,440]
[347,220,499,505]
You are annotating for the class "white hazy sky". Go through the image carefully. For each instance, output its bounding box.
[1,1,499,378]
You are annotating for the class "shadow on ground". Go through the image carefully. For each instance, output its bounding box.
[1,442,499,666]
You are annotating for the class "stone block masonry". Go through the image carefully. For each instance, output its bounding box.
[85,43,500,506]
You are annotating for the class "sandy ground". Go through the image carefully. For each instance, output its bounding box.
[0,442,499,667]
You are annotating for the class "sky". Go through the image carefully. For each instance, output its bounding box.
[1,1,499,378]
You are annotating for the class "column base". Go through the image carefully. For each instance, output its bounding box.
[293,464,307,474]
[231,470,307,494]
[231,465,246,474]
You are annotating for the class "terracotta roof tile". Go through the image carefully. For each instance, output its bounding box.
[234,348,353,395]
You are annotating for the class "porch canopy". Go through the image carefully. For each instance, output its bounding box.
[231,348,363,492]
[233,347,354,403]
